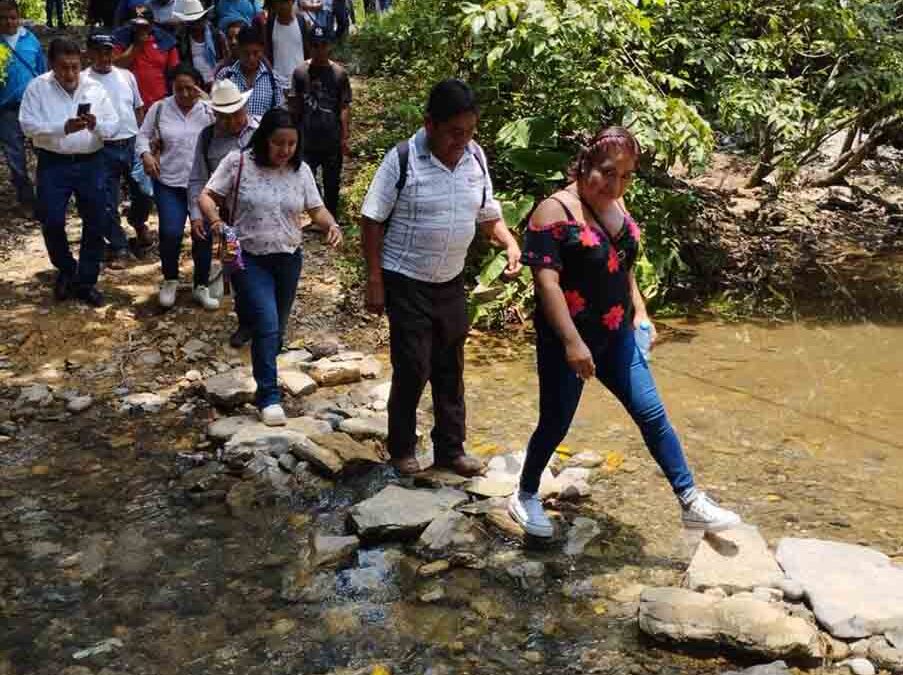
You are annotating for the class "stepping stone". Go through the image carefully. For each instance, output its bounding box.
[348,485,468,540]
[687,525,784,593]
[775,538,903,638]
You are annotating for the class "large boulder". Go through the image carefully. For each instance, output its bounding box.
[204,368,257,408]
[348,485,468,540]
[775,538,903,639]
[638,587,822,659]
[687,525,784,593]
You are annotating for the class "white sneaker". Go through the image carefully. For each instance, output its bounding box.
[159,279,179,308]
[681,491,741,532]
[192,285,220,311]
[507,490,554,538]
[260,404,287,427]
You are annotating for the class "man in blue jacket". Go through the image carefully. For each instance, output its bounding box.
[0,0,45,209]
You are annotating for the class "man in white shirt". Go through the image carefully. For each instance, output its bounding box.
[86,32,149,266]
[19,38,119,307]
[265,0,304,88]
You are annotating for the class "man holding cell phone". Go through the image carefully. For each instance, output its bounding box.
[19,38,119,307]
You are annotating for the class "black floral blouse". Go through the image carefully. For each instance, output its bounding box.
[522,196,641,345]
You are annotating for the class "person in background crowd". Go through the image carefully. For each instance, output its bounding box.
[188,79,258,345]
[88,0,115,27]
[45,0,64,28]
[20,38,118,307]
[360,79,522,477]
[113,9,180,108]
[85,32,150,267]
[292,24,349,220]
[114,0,177,28]
[0,0,45,211]
[215,18,246,75]
[199,108,342,425]
[265,0,305,89]
[137,63,216,309]
[509,126,742,537]
[175,0,227,91]
[299,0,349,43]
[216,25,283,118]
[214,0,262,32]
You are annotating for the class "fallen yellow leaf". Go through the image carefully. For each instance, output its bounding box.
[604,451,625,471]
[555,445,573,457]
[31,465,50,476]
[592,601,607,615]
[765,494,782,502]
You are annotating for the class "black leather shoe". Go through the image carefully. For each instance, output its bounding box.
[53,274,72,301]
[75,287,105,307]
[229,325,253,348]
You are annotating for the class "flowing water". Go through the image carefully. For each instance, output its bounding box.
[2,319,903,675]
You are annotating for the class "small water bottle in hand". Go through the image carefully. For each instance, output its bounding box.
[635,319,653,361]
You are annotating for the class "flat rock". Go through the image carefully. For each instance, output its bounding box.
[728,197,762,219]
[309,432,387,469]
[204,368,257,408]
[136,349,163,366]
[417,510,481,553]
[564,517,602,556]
[369,381,391,403]
[687,525,784,593]
[638,587,822,659]
[330,351,365,362]
[349,485,468,540]
[869,637,903,672]
[838,658,877,675]
[17,383,52,407]
[308,359,361,387]
[277,349,313,369]
[280,370,318,397]
[122,392,166,412]
[66,395,93,413]
[887,628,903,649]
[284,416,334,437]
[359,356,382,379]
[722,662,790,675]
[463,476,516,498]
[307,340,340,359]
[310,532,360,568]
[339,415,388,441]
[775,538,903,638]
[207,415,259,441]
[223,426,343,475]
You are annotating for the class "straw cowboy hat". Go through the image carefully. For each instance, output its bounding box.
[173,0,212,22]
[209,80,253,114]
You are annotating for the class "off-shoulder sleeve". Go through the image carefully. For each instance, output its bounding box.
[521,220,570,270]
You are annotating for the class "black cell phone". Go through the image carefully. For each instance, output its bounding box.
[77,103,91,116]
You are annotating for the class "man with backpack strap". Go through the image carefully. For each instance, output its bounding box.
[0,0,44,210]
[215,24,283,118]
[360,79,522,478]
[188,79,258,347]
[292,23,349,219]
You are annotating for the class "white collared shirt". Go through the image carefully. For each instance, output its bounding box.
[84,66,144,140]
[136,96,215,188]
[361,128,503,283]
[19,71,119,155]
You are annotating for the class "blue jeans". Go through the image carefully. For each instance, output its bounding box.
[520,328,695,496]
[101,139,151,252]
[0,105,34,204]
[153,180,212,284]
[231,249,303,408]
[35,149,106,288]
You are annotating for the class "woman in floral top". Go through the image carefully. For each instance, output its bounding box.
[509,126,741,537]
[199,108,342,426]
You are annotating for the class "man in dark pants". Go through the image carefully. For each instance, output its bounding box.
[85,32,148,265]
[292,24,350,219]
[360,79,521,477]
[19,38,118,306]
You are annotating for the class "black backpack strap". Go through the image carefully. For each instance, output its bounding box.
[394,139,410,195]
[469,141,488,209]
[200,123,216,174]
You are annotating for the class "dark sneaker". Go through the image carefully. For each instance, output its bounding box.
[229,325,253,348]
[75,287,105,308]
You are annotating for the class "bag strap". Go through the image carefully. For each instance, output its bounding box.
[394,139,410,195]
[230,150,245,224]
[153,101,164,147]
[470,141,487,208]
[200,123,216,174]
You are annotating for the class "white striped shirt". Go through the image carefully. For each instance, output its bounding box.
[361,128,502,284]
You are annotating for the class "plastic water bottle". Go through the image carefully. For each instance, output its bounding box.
[635,319,653,361]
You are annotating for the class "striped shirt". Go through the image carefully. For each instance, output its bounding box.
[361,128,502,284]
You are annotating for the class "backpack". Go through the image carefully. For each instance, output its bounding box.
[295,63,346,153]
